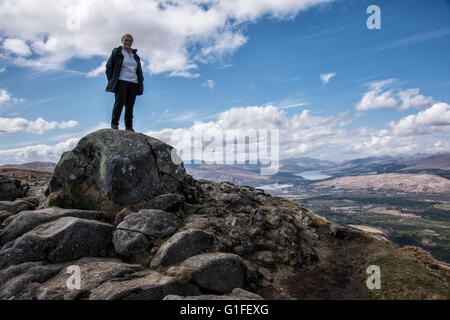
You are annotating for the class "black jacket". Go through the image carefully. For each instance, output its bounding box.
[105,46,144,95]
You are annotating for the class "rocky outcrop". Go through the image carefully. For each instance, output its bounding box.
[0,207,106,246]
[0,175,28,201]
[166,252,246,294]
[88,269,201,300]
[113,209,181,260]
[150,229,217,268]
[0,129,448,300]
[0,173,49,226]
[0,258,143,300]
[45,129,201,219]
[0,217,114,269]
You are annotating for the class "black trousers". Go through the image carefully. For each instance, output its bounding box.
[112,80,138,128]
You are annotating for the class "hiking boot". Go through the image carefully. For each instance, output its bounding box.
[111,124,119,129]
[126,127,135,132]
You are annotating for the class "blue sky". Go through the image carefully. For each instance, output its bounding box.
[0,0,449,164]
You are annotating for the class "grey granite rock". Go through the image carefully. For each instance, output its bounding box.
[0,217,114,269]
[166,252,246,294]
[150,229,217,268]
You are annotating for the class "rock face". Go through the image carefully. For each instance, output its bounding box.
[0,175,28,201]
[0,217,114,269]
[0,129,448,300]
[113,209,181,259]
[0,207,106,246]
[46,129,201,218]
[88,269,201,300]
[150,229,217,268]
[166,252,246,294]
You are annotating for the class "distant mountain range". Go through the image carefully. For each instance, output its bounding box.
[1,153,448,185]
[0,162,56,173]
[184,153,450,186]
[321,153,450,179]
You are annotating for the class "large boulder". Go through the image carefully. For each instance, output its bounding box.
[0,175,28,201]
[0,258,145,300]
[0,217,114,269]
[0,197,39,216]
[150,229,217,268]
[36,257,144,300]
[0,207,106,246]
[0,261,69,299]
[166,252,246,294]
[88,269,201,300]
[45,129,201,219]
[113,209,181,259]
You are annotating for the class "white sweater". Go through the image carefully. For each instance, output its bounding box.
[118,48,138,83]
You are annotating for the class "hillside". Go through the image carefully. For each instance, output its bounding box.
[312,173,450,194]
[400,153,450,171]
[0,162,56,173]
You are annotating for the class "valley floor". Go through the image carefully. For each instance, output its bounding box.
[279,189,450,263]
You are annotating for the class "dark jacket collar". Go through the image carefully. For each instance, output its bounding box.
[114,46,138,55]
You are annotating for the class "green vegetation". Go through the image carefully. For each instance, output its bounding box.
[294,192,450,263]
[361,241,449,299]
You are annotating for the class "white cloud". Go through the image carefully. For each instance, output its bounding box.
[345,103,450,156]
[355,80,434,111]
[86,60,107,78]
[202,79,215,89]
[0,138,79,163]
[145,104,352,162]
[0,89,10,105]
[320,72,336,84]
[355,80,398,111]
[388,102,450,136]
[396,88,434,111]
[1,103,448,164]
[279,102,308,109]
[0,89,25,106]
[0,0,333,77]
[144,101,450,162]
[0,117,78,135]
[2,38,32,56]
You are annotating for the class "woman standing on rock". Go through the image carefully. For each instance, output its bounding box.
[105,33,144,132]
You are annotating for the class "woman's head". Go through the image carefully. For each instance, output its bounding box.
[121,33,133,49]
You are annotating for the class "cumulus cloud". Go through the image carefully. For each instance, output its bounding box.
[355,80,434,111]
[0,0,333,77]
[144,101,450,162]
[344,130,419,156]
[345,102,450,156]
[2,38,32,56]
[396,88,434,111]
[0,89,10,105]
[388,102,450,136]
[0,117,78,135]
[0,138,79,163]
[320,72,336,84]
[0,89,25,106]
[145,104,352,162]
[1,103,448,164]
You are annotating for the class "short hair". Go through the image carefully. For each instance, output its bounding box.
[121,33,134,42]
